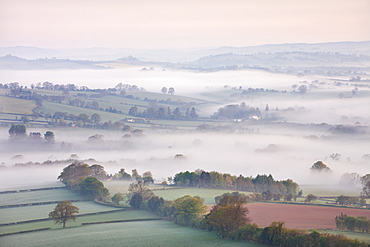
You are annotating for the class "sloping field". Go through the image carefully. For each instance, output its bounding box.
[0,96,36,114]
[0,220,263,247]
[0,189,82,205]
[247,202,370,229]
[0,201,118,224]
[0,210,158,235]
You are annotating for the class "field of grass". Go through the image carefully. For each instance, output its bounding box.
[0,210,158,235]
[153,187,252,204]
[300,185,362,197]
[0,96,37,114]
[36,101,130,122]
[0,220,263,247]
[104,181,251,205]
[0,201,120,224]
[0,189,82,205]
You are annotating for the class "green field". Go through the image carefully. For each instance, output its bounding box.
[0,201,121,224]
[0,189,82,205]
[0,220,263,247]
[0,210,159,235]
[0,96,37,114]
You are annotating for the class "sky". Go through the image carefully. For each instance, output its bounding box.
[0,0,369,49]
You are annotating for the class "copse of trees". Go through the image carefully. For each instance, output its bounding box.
[212,102,262,120]
[336,213,370,233]
[128,106,198,120]
[172,170,299,198]
[204,192,250,238]
[58,162,109,200]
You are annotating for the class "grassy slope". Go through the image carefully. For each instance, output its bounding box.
[0,96,36,114]
[1,221,263,247]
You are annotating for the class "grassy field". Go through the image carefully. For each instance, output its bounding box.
[0,220,263,247]
[0,201,121,224]
[0,189,82,205]
[0,96,37,114]
[0,210,158,235]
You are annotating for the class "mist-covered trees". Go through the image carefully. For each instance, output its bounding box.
[8,124,27,139]
[58,162,109,200]
[128,106,198,120]
[212,103,262,120]
[310,161,331,172]
[49,201,79,228]
[173,170,299,197]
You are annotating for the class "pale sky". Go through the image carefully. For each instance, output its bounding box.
[1,0,369,49]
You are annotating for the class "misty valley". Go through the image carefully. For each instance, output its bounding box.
[1,42,370,246]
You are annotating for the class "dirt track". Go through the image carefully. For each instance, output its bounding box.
[247,203,370,229]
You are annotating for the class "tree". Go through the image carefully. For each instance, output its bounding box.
[91,113,101,124]
[8,124,26,138]
[90,164,107,180]
[205,192,250,237]
[57,162,94,188]
[129,193,143,209]
[190,107,198,119]
[49,201,79,228]
[128,106,138,116]
[168,87,175,95]
[77,177,109,200]
[112,192,125,205]
[142,171,154,183]
[297,85,308,94]
[44,131,55,144]
[310,161,331,172]
[305,194,317,202]
[128,180,153,200]
[161,87,167,94]
[173,195,206,225]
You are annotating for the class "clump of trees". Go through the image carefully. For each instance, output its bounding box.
[172,170,299,199]
[335,213,370,233]
[212,103,262,120]
[58,162,109,200]
[128,106,198,120]
[310,161,332,172]
[49,201,79,228]
[204,192,250,238]
[8,124,55,144]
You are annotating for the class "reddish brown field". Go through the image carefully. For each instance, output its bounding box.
[247,203,370,229]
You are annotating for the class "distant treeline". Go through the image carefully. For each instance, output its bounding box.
[128,106,198,120]
[212,102,262,120]
[173,170,300,198]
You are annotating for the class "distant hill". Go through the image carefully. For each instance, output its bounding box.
[0,41,369,63]
[0,55,108,70]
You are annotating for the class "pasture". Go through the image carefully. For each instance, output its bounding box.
[0,220,263,247]
[0,210,159,235]
[0,201,121,224]
[0,96,36,114]
[0,188,82,205]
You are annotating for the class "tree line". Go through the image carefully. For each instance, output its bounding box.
[128,106,198,120]
[335,213,370,233]
[172,170,300,200]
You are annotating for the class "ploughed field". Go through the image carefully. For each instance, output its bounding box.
[247,202,370,229]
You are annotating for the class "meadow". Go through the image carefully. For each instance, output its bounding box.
[0,220,263,247]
